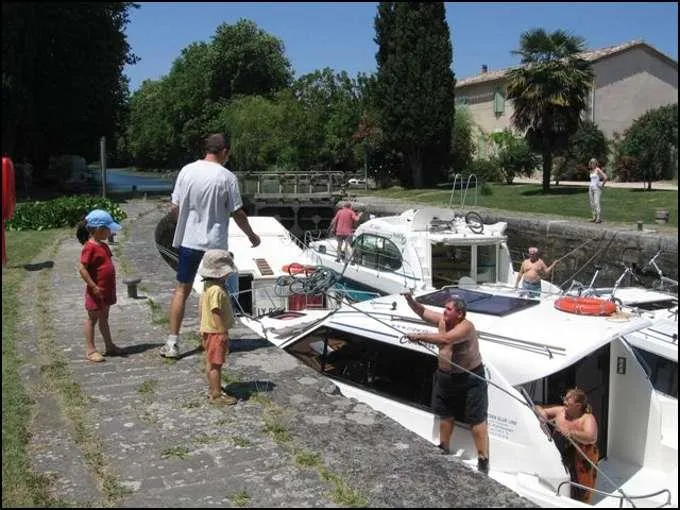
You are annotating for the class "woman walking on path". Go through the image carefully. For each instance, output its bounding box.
[587,158,607,223]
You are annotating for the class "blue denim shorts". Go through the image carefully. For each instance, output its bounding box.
[176,246,205,284]
[522,280,542,298]
[176,246,240,301]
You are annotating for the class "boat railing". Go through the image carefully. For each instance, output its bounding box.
[479,332,565,359]
[642,250,678,294]
[447,173,478,210]
[357,312,565,359]
[555,480,671,508]
[641,325,679,346]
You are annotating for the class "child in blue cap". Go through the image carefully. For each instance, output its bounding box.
[76,209,124,362]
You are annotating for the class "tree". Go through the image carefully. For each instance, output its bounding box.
[450,107,475,176]
[374,2,454,188]
[209,93,300,173]
[210,19,293,100]
[618,103,678,190]
[2,2,138,179]
[555,120,609,182]
[126,79,179,169]
[127,19,293,169]
[292,68,363,172]
[489,129,539,184]
[506,29,594,193]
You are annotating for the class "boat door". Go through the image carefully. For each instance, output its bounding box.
[545,344,611,459]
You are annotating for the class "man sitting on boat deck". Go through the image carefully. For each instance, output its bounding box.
[535,388,599,503]
[514,246,557,298]
[403,293,490,475]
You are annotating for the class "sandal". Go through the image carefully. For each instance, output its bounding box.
[86,351,105,362]
[208,394,237,406]
[104,345,124,356]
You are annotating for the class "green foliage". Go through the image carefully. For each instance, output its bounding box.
[206,69,366,174]
[614,155,639,183]
[489,129,539,184]
[451,108,475,175]
[479,182,494,196]
[213,94,295,172]
[2,3,138,177]
[127,19,293,169]
[469,158,501,184]
[374,2,454,188]
[290,68,363,172]
[618,103,678,188]
[555,121,608,181]
[506,28,594,192]
[210,20,293,100]
[6,196,126,232]
[3,230,64,507]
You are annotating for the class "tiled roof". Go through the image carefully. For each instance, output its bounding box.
[456,40,676,88]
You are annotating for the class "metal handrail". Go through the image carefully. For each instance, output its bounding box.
[461,174,478,208]
[556,480,671,508]
[448,173,462,209]
[447,173,479,209]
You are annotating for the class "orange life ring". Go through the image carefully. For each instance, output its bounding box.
[282,262,316,275]
[554,296,617,316]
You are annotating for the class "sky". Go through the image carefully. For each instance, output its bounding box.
[123,2,678,93]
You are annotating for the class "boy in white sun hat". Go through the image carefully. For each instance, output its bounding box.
[198,249,238,405]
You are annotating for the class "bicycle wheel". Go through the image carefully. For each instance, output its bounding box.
[465,211,484,234]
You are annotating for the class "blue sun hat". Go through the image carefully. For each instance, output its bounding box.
[85,209,122,232]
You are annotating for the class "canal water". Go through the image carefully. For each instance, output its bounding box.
[98,168,175,193]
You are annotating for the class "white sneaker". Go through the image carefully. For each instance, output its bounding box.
[159,343,179,358]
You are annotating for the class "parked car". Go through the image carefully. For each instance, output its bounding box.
[347,178,365,186]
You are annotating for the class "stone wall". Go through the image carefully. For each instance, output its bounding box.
[493,213,678,289]
[355,197,678,290]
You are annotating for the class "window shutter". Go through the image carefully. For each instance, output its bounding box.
[493,88,505,114]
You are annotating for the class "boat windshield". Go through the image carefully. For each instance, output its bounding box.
[417,286,540,316]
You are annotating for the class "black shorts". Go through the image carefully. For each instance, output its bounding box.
[431,364,488,425]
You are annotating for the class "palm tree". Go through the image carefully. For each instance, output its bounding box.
[506,29,594,193]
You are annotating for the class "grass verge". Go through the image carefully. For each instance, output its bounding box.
[2,229,65,507]
[2,229,129,507]
[256,394,368,507]
[369,183,678,227]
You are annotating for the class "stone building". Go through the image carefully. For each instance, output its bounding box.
[455,40,678,142]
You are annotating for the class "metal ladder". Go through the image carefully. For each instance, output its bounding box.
[448,173,478,210]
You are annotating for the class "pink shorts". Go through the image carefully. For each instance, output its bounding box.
[202,332,229,366]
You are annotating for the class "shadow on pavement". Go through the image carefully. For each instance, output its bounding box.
[231,337,271,352]
[224,380,276,401]
[121,342,164,356]
[10,260,55,271]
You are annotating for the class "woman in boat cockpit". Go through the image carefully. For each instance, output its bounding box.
[535,388,600,503]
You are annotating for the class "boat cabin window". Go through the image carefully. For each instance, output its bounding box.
[431,244,500,286]
[630,347,678,398]
[353,234,402,271]
[432,245,472,287]
[285,327,437,410]
[476,244,498,283]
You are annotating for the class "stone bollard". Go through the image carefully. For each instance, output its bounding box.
[123,277,142,298]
